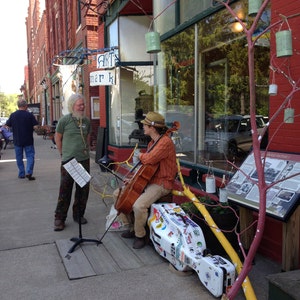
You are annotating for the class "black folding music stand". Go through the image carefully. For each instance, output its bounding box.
[63,158,101,253]
[68,202,101,253]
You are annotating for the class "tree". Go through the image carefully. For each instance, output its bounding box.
[0,93,18,117]
[214,1,300,299]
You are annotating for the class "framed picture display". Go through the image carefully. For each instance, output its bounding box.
[91,96,100,119]
[227,151,300,221]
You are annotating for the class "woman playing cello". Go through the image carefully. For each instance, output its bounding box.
[114,112,177,249]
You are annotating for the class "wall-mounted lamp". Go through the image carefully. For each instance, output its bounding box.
[40,79,47,89]
[230,7,246,34]
[40,78,48,124]
[230,21,246,33]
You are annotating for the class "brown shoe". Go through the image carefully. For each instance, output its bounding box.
[54,219,65,231]
[133,237,146,249]
[121,230,135,239]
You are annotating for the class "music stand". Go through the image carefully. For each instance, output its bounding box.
[63,158,101,253]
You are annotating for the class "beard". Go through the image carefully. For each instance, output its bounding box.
[72,110,85,119]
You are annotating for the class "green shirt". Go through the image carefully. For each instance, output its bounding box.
[56,114,91,162]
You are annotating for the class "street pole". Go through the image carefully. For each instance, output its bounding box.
[43,86,48,124]
[41,79,48,125]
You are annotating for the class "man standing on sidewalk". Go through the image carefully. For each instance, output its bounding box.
[53,93,91,231]
[6,99,39,180]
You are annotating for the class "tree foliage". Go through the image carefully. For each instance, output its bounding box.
[0,93,18,117]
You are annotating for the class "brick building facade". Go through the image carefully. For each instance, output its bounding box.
[27,0,101,146]
[268,0,300,153]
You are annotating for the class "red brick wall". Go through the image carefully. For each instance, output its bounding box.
[78,1,100,147]
[256,0,300,265]
[45,0,69,114]
[44,0,100,146]
[269,0,300,153]
[27,0,43,104]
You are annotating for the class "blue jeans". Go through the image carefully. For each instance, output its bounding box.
[14,145,35,177]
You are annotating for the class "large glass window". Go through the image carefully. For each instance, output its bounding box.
[179,0,211,23]
[107,15,154,148]
[109,65,154,147]
[159,26,196,156]
[156,0,270,171]
[155,0,212,34]
[77,0,82,27]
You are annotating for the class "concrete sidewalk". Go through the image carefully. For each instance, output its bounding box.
[0,134,281,299]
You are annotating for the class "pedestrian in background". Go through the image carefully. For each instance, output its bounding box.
[54,93,91,231]
[6,99,38,180]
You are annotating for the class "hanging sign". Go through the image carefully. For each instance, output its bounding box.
[97,51,115,69]
[90,70,115,86]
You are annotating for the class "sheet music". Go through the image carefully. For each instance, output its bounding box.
[63,158,91,187]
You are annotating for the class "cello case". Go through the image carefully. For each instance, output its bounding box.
[148,203,235,297]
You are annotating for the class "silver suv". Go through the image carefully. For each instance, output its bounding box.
[205,115,266,156]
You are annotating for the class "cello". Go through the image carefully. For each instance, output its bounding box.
[114,121,180,215]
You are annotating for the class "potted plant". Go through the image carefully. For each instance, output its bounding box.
[180,197,239,256]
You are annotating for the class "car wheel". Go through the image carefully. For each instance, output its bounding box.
[228,141,238,156]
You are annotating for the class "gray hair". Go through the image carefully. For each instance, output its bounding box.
[17,99,28,108]
[67,93,85,113]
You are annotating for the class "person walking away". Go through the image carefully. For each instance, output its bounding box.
[5,99,38,180]
[114,112,177,249]
[54,93,91,231]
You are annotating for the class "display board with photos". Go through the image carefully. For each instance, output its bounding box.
[226,151,300,221]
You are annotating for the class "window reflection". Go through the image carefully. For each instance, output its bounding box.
[156,0,270,171]
[109,66,154,147]
[160,26,196,158]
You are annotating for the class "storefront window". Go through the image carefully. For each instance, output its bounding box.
[199,1,270,169]
[155,0,212,34]
[179,0,211,23]
[157,0,270,171]
[159,26,196,156]
[109,65,154,147]
[107,15,154,148]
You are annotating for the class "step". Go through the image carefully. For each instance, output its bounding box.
[267,269,300,300]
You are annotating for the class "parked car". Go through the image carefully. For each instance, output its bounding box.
[205,114,266,156]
